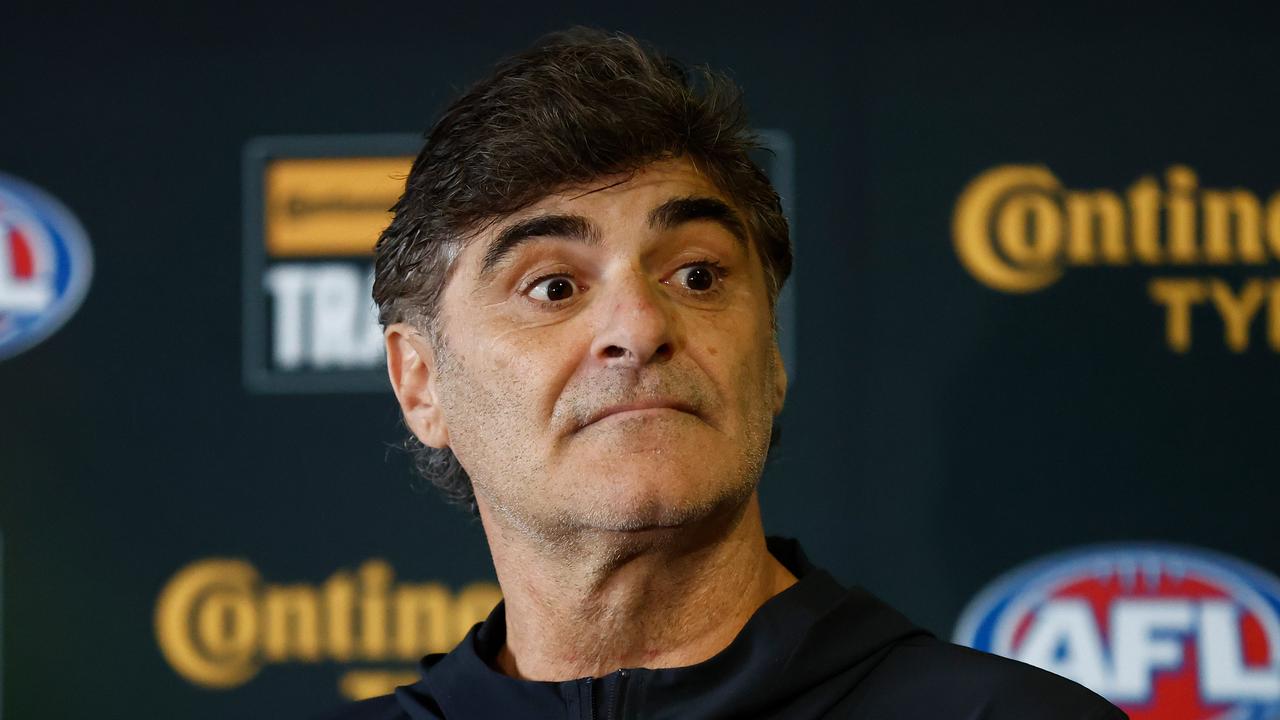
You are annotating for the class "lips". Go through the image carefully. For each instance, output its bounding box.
[579,399,699,430]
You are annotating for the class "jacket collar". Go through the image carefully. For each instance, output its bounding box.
[399,538,928,719]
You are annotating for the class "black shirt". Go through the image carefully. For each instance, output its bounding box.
[322,538,1126,719]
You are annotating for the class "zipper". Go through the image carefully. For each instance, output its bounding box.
[606,669,630,720]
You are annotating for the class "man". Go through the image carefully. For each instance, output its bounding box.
[328,28,1125,720]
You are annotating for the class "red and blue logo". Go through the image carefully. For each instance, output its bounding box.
[0,172,92,360]
[954,545,1280,720]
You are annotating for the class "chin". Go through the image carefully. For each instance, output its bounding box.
[494,416,771,540]
[569,460,757,534]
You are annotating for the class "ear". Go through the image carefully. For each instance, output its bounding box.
[771,342,787,416]
[385,323,450,448]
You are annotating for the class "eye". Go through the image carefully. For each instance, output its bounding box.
[527,275,578,303]
[670,262,724,293]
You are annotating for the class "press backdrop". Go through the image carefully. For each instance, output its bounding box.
[2,3,1278,718]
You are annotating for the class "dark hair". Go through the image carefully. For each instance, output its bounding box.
[373,27,792,511]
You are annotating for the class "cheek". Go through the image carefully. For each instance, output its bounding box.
[503,317,594,391]
[441,320,584,432]
[685,316,775,424]
[433,357,537,486]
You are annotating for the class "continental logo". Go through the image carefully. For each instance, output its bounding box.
[264,156,407,257]
[243,135,423,394]
[953,165,1280,352]
[257,156,403,378]
[154,557,500,700]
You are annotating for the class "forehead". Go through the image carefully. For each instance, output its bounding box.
[451,159,745,284]
[470,159,736,252]
[524,159,730,216]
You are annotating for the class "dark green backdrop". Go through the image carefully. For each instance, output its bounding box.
[2,3,1277,718]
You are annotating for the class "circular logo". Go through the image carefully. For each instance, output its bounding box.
[954,544,1280,720]
[0,172,93,360]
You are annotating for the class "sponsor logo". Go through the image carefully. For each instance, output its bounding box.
[0,173,92,360]
[154,557,501,700]
[243,132,797,393]
[242,135,411,393]
[954,544,1280,720]
[953,166,1280,353]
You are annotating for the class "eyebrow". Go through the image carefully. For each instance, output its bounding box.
[647,196,748,249]
[480,214,600,276]
[477,195,748,278]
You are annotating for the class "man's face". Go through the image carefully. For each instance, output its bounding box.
[424,159,786,537]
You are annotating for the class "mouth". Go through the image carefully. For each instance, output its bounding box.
[578,399,700,431]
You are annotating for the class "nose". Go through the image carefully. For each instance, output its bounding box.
[590,270,678,368]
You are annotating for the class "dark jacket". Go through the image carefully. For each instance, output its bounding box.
[322,538,1126,719]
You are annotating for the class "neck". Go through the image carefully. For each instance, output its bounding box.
[478,493,796,681]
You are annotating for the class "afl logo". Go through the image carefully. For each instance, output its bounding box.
[0,172,92,360]
[954,545,1280,719]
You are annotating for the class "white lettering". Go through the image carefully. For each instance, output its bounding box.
[310,265,362,368]
[1199,600,1280,701]
[1015,600,1111,694]
[264,263,384,371]
[1006,594,1280,706]
[264,265,307,370]
[1110,599,1194,700]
